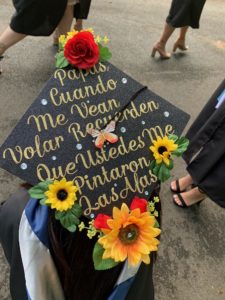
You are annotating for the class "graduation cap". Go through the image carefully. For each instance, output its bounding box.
[0,31,192,287]
[0,61,189,217]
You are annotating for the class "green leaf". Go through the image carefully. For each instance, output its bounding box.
[177,136,189,146]
[67,225,77,232]
[158,163,171,182]
[38,180,53,190]
[154,220,160,228]
[93,242,118,271]
[168,134,178,142]
[71,204,82,218]
[40,197,47,205]
[150,160,161,179]
[55,208,80,232]
[55,51,69,68]
[150,159,172,182]
[153,162,161,176]
[29,187,45,199]
[172,149,184,156]
[98,43,112,61]
[167,159,174,170]
[29,180,53,199]
[173,137,189,156]
[55,210,66,220]
[149,159,156,171]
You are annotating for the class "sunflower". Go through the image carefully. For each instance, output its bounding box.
[44,178,78,212]
[149,136,178,165]
[98,203,161,267]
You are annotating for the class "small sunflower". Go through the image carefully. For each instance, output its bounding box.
[98,203,161,267]
[44,178,78,212]
[150,136,178,165]
[66,30,79,42]
[58,34,66,47]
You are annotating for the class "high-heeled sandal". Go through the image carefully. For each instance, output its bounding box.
[173,187,205,208]
[170,179,185,193]
[173,40,188,52]
[151,45,171,59]
[170,179,196,193]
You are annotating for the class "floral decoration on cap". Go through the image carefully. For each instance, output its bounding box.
[56,28,112,69]
[29,178,82,232]
[29,177,161,271]
[79,196,161,270]
[149,134,189,182]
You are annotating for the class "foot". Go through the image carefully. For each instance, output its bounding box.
[151,42,171,59]
[74,20,83,32]
[173,39,188,52]
[52,28,60,46]
[53,36,59,47]
[170,175,193,193]
[173,187,205,207]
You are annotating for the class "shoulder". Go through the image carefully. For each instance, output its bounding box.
[0,187,30,300]
[0,187,29,241]
[125,260,154,300]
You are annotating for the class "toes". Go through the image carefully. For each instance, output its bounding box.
[170,182,175,190]
[173,195,182,206]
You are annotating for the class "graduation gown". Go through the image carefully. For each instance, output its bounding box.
[183,79,225,207]
[10,0,91,36]
[0,187,155,300]
[166,0,206,28]
[74,0,92,20]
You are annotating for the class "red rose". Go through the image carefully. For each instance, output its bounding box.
[94,214,111,230]
[64,31,100,69]
[130,196,148,213]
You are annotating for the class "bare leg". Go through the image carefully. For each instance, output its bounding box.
[179,26,189,40]
[0,26,26,55]
[173,26,189,52]
[170,174,193,192]
[53,4,74,44]
[151,22,175,59]
[74,19,83,31]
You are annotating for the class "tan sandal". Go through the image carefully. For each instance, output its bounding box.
[173,39,188,52]
[151,44,171,59]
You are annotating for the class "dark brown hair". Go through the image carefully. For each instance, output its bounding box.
[48,214,123,300]
[22,182,161,300]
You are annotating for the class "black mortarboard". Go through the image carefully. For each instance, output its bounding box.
[0,62,189,217]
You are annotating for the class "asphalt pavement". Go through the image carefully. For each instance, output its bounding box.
[0,0,225,299]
